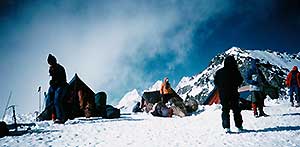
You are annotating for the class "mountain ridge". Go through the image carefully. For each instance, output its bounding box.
[176,47,300,103]
[118,47,300,109]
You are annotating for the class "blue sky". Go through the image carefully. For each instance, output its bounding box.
[0,0,299,114]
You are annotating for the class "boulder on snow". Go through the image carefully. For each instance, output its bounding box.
[184,98,199,113]
[169,96,187,117]
[151,102,173,117]
[103,105,120,119]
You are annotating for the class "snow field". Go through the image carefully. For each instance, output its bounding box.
[1,99,300,147]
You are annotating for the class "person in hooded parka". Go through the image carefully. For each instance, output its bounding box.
[246,59,269,118]
[46,54,69,123]
[214,56,244,133]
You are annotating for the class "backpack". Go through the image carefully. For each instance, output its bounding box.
[94,92,107,117]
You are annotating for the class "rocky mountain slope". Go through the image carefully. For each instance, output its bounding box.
[176,47,300,103]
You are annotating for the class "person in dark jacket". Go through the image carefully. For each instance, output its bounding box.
[214,56,244,133]
[46,54,68,123]
[286,66,300,107]
[245,59,268,117]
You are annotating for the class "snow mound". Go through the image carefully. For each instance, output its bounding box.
[144,80,162,92]
[116,89,141,112]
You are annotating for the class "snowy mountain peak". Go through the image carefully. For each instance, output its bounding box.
[224,47,250,59]
[144,80,162,92]
[175,76,192,92]
[225,47,245,55]
[117,89,141,112]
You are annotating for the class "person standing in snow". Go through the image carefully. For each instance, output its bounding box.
[246,59,269,117]
[214,56,244,133]
[160,77,174,104]
[286,66,300,107]
[46,54,68,124]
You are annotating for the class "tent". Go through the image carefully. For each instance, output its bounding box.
[65,73,96,119]
[203,84,278,109]
[142,91,161,104]
[203,87,220,105]
[36,74,119,121]
[37,74,96,121]
[203,86,252,110]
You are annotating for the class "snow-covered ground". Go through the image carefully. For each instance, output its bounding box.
[1,99,300,147]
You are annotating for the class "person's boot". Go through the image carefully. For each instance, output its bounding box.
[237,126,244,133]
[224,128,231,133]
[54,119,64,124]
[52,113,56,121]
[258,111,269,117]
[252,103,258,118]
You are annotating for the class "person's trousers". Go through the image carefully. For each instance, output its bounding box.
[46,86,67,120]
[289,85,299,103]
[221,100,243,129]
[251,91,265,115]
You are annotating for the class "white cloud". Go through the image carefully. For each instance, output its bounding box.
[0,0,235,113]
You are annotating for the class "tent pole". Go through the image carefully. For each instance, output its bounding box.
[38,86,42,113]
[2,91,12,121]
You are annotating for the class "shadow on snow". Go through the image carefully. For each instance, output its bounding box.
[240,126,300,134]
[281,113,300,116]
[66,116,144,125]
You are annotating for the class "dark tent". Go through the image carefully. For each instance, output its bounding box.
[141,91,162,113]
[37,73,119,121]
[37,74,95,121]
[142,91,161,104]
[66,73,96,119]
